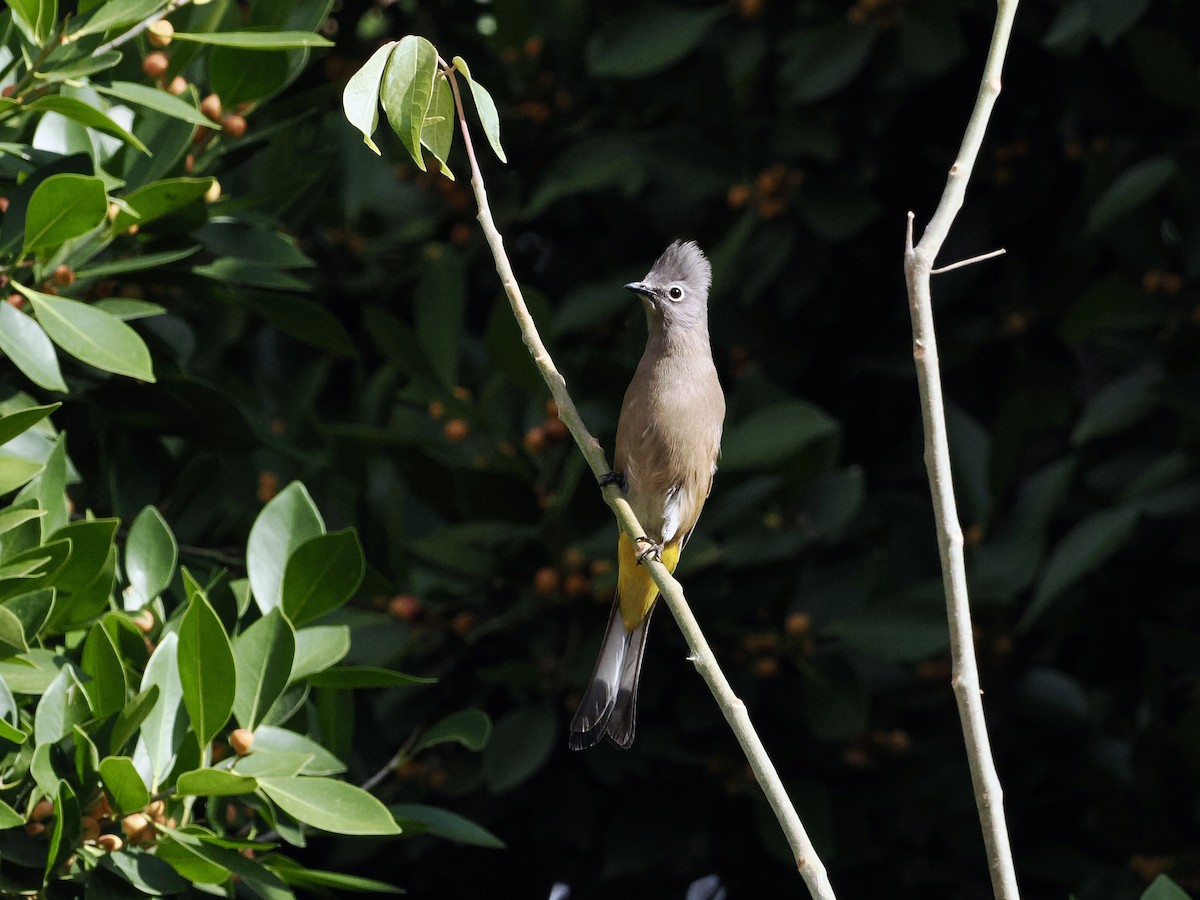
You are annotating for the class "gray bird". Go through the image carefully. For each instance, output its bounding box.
[569,240,725,750]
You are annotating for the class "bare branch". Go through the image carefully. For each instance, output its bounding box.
[931,248,1007,274]
[902,2,1022,899]
[442,62,837,900]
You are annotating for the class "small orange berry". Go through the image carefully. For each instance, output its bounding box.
[132,608,155,633]
[142,52,169,78]
[30,799,54,822]
[121,813,149,838]
[443,418,470,442]
[523,426,547,454]
[204,179,221,203]
[6,293,24,310]
[427,400,446,419]
[199,93,222,122]
[256,471,278,504]
[451,611,477,637]
[96,834,123,853]
[52,264,74,287]
[753,657,780,678]
[25,821,45,837]
[533,567,560,597]
[563,573,589,598]
[222,113,247,138]
[727,184,752,209]
[167,75,187,95]
[388,594,421,621]
[784,612,811,637]
[589,559,613,578]
[147,19,174,47]
[452,385,472,402]
[229,728,254,756]
[544,418,568,441]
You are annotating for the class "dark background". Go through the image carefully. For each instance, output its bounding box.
[58,0,1200,897]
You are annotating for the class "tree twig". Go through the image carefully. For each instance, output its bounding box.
[931,248,1006,274]
[902,2,1022,899]
[441,64,837,900]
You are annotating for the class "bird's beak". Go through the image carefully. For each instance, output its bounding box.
[625,282,655,307]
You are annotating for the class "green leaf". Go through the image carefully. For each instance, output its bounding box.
[0,648,69,693]
[77,245,201,279]
[13,282,155,382]
[4,587,55,644]
[47,517,119,592]
[1085,156,1177,235]
[99,755,150,813]
[34,432,69,539]
[0,506,46,536]
[94,298,167,321]
[111,177,215,232]
[236,293,355,356]
[25,95,149,155]
[281,529,364,626]
[1020,506,1140,629]
[306,666,434,689]
[178,585,236,748]
[265,855,403,893]
[420,73,455,178]
[828,598,950,662]
[0,403,59,447]
[342,40,396,154]
[232,609,294,731]
[1140,874,1192,900]
[0,606,27,653]
[585,5,724,78]
[0,798,24,828]
[1072,364,1163,444]
[412,708,491,754]
[451,56,505,163]
[0,301,68,392]
[783,23,878,103]
[251,725,345,776]
[8,0,56,42]
[35,50,123,83]
[171,30,335,48]
[99,847,190,896]
[0,456,45,496]
[235,747,314,779]
[258,776,401,835]
[81,621,127,718]
[247,481,324,614]
[720,401,839,471]
[176,767,258,797]
[288,625,349,682]
[21,173,108,256]
[124,506,177,609]
[160,826,294,897]
[110,685,158,756]
[133,633,186,791]
[482,706,555,793]
[70,0,166,39]
[45,780,82,883]
[209,46,290,106]
[34,666,91,745]
[390,803,505,848]
[94,80,214,128]
[382,35,439,170]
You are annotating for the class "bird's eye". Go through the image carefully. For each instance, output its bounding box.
[668,287,683,300]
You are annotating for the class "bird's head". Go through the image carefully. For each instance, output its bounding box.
[624,240,712,334]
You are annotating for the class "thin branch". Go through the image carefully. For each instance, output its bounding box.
[931,248,1006,274]
[902,2,1022,899]
[441,64,836,900]
[92,0,194,57]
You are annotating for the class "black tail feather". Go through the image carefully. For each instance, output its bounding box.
[569,598,656,750]
[601,604,655,749]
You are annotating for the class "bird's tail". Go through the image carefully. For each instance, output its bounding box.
[568,596,655,750]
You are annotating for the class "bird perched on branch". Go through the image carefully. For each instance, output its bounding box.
[569,240,725,750]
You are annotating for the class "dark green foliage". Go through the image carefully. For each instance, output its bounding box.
[3,0,1200,898]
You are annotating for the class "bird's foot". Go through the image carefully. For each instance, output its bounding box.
[634,536,662,564]
[599,470,626,491]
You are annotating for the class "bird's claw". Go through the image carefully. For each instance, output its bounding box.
[634,536,662,564]
[599,470,626,491]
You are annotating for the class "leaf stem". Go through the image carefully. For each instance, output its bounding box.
[901,2,1022,898]
[440,60,837,900]
[92,0,195,57]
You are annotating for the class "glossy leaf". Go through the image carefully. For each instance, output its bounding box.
[176,768,258,796]
[421,73,455,178]
[70,0,165,38]
[585,5,724,79]
[124,506,177,609]
[251,725,345,776]
[13,283,155,382]
[1141,875,1192,900]
[482,706,556,793]
[99,848,189,896]
[452,55,505,163]
[209,46,290,106]
[720,401,839,471]
[81,621,127,718]
[382,35,438,170]
[34,666,92,745]
[0,403,58,447]
[232,608,294,731]
[306,666,434,688]
[265,856,403,893]
[95,80,214,127]
[258,776,401,835]
[281,529,364,625]
[21,173,108,256]
[111,177,215,232]
[99,755,150,813]
[0,457,44,495]
[45,780,82,883]
[25,95,149,155]
[0,799,23,828]
[288,625,349,682]
[132,633,187,791]
[342,40,396,154]
[1085,156,1177,234]
[110,685,159,756]
[172,30,335,48]
[247,481,325,614]
[177,584,236,748]
[413,708,492,754]
[4,588,55,644]
[391,803,505,848]
[0,301,68,392]
[34,432,69,539]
